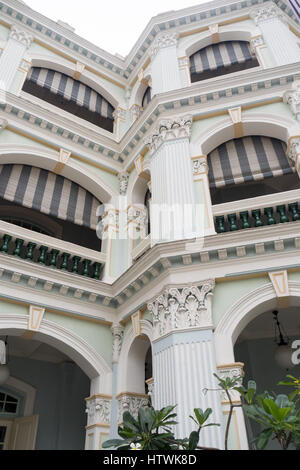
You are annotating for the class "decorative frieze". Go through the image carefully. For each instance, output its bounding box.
[250,5,285,24]
[148,32,179,60]
[147,280,215,339]
[117,393,149,423]
[111,323,124,364]
[85,395,111,427]
[9,25,34,49]
[145,115,193,155]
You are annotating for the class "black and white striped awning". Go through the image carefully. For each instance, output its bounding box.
[190,41,255,76]
[24,68,114,120]
[207,136,294,188]
[142,87,152,108]
[0,164,101,230]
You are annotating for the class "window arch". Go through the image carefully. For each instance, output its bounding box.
[22,68,115,132]
[208,135,299,204]
[190,40,259,83]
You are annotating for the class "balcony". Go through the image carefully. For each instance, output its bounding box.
[0,220,106,280]
[213,190,300,234]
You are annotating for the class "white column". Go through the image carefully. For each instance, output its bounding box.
[192,156,216,236]
[251,4,300,66]
[145,115,198,243]
[148,281,224,449]
[0,25,33,93]
[148,32,181,95]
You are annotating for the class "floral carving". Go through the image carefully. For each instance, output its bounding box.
[148,32,178,60]
[118,395,149,423]
[9,25,34,48]
[145,115,193,155]
[85,397,111,426]
[147,280,215,339]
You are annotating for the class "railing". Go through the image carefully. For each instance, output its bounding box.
[214,199,300,234]
[0,220,106,280]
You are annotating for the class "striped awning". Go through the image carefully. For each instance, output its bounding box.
[190,41,254,75]
[142,87,152,108]
[207,136,294,188]
[25,68,114,120]
[0,164,101,230]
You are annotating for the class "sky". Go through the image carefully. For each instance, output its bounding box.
[24,0,212,57]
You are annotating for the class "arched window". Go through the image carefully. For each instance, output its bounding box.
[208,136,299,204]
[23,68,115,132]
[190,41,259,83]
[142,86,152,110]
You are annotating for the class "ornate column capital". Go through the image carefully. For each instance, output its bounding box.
[130,104,143,122]
[148,32,179,60]
[144,115,193,155]
[147,280,215,339]
[9,25,34,48]
[117,393,149,423]
[85,395,112,427]
[127,205,148,227]
[217,363,244,404]
[250,4,285,25]
[118,171,129,195]
[111,323,124,364]
[284,81,300,117]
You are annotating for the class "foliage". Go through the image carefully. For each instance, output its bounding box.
[278,375,300,403]
[102,405,220,451]
[102,406,181,450]
[237,380,300,450]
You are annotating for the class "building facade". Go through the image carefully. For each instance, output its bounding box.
[0,0,299,451]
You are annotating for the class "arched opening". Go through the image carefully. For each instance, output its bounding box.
[126,335,152,395]
[22,68,115,132]
[234,306,300,450]
[208,135,299,205]
[189,40,259,83]
[0,333,90,450]
[0,163,102,251]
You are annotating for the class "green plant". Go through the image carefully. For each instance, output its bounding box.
[102,405,182,450]
[237,380,300,450]
[187,408,220,450]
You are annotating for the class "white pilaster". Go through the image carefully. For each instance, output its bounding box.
[148,33,181,95]
[145,115,198,243]
[251,5,300,66]
[287,136,300,177]
[192,155,216,236]
[0,25,33,93]
[217,363,249,450]
[148,281,224,448]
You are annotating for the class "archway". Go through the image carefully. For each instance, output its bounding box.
[0,314,112,449]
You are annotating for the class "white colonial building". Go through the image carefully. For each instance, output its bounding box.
[0,0,299,451]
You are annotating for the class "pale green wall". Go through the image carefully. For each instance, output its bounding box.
[213,276,270,327]
[44,311,113,367]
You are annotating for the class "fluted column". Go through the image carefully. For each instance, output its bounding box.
[145,115,198,243]
[0,25,33,93]
[148,32,181,95]
[251,5,300,66]
[147,281,224,448]
[192,156,216,236]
